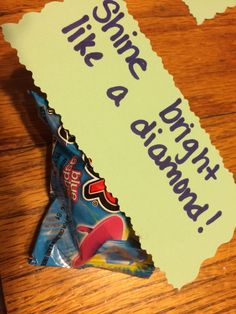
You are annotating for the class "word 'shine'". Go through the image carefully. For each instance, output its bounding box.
[62,0,147,80]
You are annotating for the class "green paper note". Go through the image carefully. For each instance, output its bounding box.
[2,0,236,288]
[183,0,236,24]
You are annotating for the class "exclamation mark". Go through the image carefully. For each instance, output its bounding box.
[198,210,222,233]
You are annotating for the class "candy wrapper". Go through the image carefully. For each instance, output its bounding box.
[29,91,154,277]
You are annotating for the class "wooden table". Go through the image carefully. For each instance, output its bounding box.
[1,1,236,313]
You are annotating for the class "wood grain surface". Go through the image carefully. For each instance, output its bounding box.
[0,0,236,313]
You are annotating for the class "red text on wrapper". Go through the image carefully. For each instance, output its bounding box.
[63,156,81,202]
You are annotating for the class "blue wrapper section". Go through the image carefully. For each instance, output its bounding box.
[29,91,154,277]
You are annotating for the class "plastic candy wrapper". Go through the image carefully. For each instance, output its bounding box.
[29,91,154,277]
